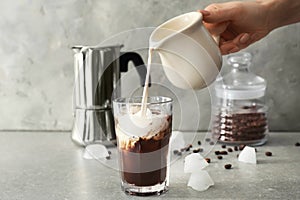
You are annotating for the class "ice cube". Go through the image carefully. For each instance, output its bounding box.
[170,131,185,152]
[238,146,257,164]
[83,144,109,159]
[187,170,214,191]
[184,153,209,173]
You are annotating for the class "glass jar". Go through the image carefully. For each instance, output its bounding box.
[212,52,268,146]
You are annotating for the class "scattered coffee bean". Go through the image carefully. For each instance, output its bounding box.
[197,141,202,145]
[205,138,211,142]
[215,151,220,155]
[209,141,215,145]
[255,148,257,152]
[173,150,179,155]
[217,155,223,160]
[220,151,228,155]
[224,164,232,169]
[265,151,272,156]
[181,144,193,152]
[236,154,239,158]
[108,151,112,155]
[193,148,204,153]
[227,148,233,152]
[193,148,201,153]
[221,144,226,148]
[234,146,239,151]
[177,151,182,156]
[239,145,246,151]
[205,158,211,163]
[106,156,111,160]
[295,142,300,147]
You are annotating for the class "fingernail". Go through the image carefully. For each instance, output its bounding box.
[240,33,250,44]
[199,10,210,16]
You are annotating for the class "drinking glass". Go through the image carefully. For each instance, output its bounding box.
[113,96,173,196]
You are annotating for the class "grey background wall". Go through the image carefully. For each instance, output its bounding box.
[0,0,299,131]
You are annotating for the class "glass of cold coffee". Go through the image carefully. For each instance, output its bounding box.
[112,96,173,196]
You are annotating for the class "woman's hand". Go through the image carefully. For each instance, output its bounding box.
[199,1,272,55]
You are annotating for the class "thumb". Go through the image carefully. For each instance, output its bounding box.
[204,21,230,36]
[202,3,238,24]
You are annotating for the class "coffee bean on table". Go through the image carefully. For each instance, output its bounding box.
[193,148,201,153]
[234,146,239,151]
[265,151,272,156]
[217,155,223,160]
[239,145,246,150]
[295,142,300,147]
[227,148,233,152]
[215,151,220,155]
[224,164,232,169]
[197,141,202,145]
[205,138,211,142]
[220,151,228,155]
[106,156,111,160]
[173,150,179,155]
[209,141,215,145]
[205,158,211,163]
[221,144,226,148]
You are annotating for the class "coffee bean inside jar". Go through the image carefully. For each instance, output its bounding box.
[212,52,269,146]
[212,105,268,144]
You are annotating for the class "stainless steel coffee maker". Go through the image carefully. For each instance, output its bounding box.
[72,45,146,146]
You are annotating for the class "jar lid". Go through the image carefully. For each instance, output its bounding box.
[214,52,266,100]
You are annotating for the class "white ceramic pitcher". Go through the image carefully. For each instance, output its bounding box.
[150,12,222,90]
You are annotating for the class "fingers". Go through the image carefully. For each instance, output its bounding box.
[239,33,251,45]
[220,33,251,55]
[220,43,239,55]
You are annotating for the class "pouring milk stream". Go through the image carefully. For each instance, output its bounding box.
[135,12,222,126]
[130,48,153,128]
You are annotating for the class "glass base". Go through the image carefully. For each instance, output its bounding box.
[121,180,168,196]
[217,134,269,146]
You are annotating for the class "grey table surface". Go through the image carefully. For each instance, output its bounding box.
[0,131,299,200]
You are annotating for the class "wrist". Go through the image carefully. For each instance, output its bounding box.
[262,0,300,30]
[258,0,280,31]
